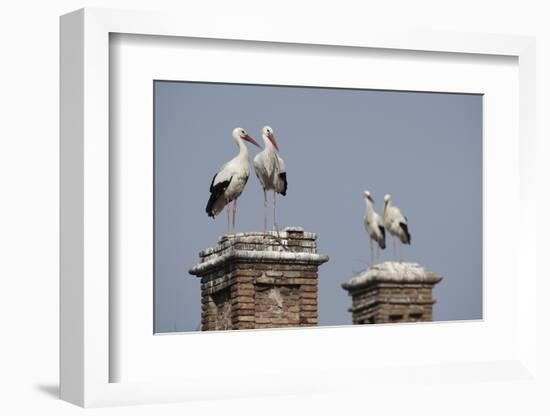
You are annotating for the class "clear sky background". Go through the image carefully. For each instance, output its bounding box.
[154,81,482,333]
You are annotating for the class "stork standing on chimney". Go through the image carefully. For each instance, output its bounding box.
[363,190,386,264]
[253,126,288,230]
[205,127,261,233]
[383,193,411,260]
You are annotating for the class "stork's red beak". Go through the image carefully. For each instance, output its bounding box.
[268,133,279,151]
[244,135,261,148]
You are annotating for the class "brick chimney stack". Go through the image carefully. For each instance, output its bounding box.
[341,262,442,324]
[189,227,329,331]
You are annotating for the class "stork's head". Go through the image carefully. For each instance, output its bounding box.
[262,125,279,151]
[363,190,374,203]
[384,194,391,205]
[233,127,261,148]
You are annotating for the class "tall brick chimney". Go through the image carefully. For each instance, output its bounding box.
[341,262,442,324]
[189,227,329,331]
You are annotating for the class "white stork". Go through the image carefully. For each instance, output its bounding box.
[363,191,386,264]
[253,126,288,230]
[205,127,261,232]
[383,193,411,259]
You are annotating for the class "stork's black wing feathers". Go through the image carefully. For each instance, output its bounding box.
[278,172,288,196]
[206,174,232,218]
[399,222,411,244]
[378,225,386,249]
[209,173,217,192]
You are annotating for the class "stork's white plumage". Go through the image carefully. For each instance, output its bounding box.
[363,191,386,263]
[205,127,261,232]
[253,126,288,229]
[383,194,411,258]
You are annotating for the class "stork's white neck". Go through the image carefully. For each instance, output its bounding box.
[384,199,392,214]
[233,135,249,159]
[365,198,374,215]
[262,133,276,153]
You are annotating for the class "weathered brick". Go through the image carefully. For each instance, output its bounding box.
[230,296,254,304]
[234,315,255,322]
[237,322,256,329]
[233,289,255,297]
[234,302,255,310]
[188,229,328,331]
[342,262,442,325]
[255,277,276,285]
[235,270,262,277]
[270,318,290,325]
[232,309,254,317]
[232,284,254,293]
[286,278,317,285]
[233,276,254,285]
[301,291,317,298]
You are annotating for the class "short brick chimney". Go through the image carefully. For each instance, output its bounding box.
[341,262,442,324]
[189,227,329,331]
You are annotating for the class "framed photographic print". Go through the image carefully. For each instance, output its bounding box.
[60,8,537,407]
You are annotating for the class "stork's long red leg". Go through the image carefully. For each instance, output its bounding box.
[232,198,237,232]
[227,204,231,234]
[263,189,267,231]
[273,190,277,230]
[369,238,373,267]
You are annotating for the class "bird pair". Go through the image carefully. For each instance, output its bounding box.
[363,191,411,264]
[205,126,287,233]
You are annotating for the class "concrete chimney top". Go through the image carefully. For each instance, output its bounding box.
[342,261,442,291]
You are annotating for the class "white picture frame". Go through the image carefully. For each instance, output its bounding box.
[60,7,537,407]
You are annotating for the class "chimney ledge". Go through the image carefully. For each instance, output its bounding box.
[190,249,329,276]
[342,261,442,291]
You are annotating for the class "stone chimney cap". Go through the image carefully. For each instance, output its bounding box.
[189,250,329,276]
[216,226,309,244]
[342,261,442,291]
[189,227,328,277]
